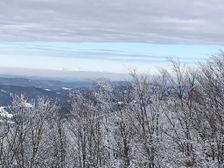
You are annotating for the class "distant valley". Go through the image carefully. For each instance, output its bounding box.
[0,76,93,106]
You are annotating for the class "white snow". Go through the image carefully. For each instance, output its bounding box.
[0,119,14,124]
[117,101,124,105]
[62,87,72,90]
[0,106,13,118]
[0,89,7,94]
[23,102,33,108]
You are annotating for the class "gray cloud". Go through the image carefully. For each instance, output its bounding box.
[1,0,224,44]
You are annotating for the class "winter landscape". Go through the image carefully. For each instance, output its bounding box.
[1,0,224,168]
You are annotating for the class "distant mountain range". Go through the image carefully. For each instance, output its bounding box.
[0,76,93,90]
[0,75,92,106]
[0,67,129,81]
[0,75,130,108]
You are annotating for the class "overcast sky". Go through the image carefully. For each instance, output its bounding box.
[0,0,224,74]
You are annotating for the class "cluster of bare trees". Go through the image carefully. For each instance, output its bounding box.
[1,54,224,167]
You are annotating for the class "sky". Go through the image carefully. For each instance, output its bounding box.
[1,0,224,74]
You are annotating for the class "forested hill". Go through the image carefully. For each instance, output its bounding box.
[3,55,224,167]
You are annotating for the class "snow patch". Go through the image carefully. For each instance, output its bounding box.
[0,106,13,118]
[23,102,33,108]
[117,101,124,105]
[0,89,7,94]
[62,87,72,90]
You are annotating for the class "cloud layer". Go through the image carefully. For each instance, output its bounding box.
[0,42,222,73]
[1,0,224,43]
